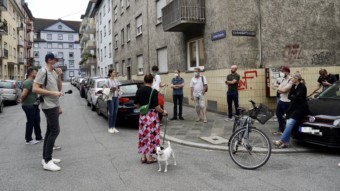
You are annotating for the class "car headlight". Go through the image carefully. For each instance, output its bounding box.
[333,119,340,126]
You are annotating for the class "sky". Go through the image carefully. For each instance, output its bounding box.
[25,0,88,21]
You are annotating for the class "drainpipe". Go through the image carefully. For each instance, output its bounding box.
[257,0,263,68]
[147,0,150,71]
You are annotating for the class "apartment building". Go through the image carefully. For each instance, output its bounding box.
[22,1,33,73]
[0,0,26,80]
[33,18,81,81]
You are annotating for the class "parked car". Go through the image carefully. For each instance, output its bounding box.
[96,80,144,121]
[293,81,340,148]
[0,91,4,113]
[84,77,102,99]
[71,77,78,86]
[87,78,107,111]
[0,80,22,104]
[75,77,84,89]
[79,78,88,98]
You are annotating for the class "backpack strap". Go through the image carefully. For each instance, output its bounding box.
[44,69,48,87]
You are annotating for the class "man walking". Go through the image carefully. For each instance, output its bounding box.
[274,66,293,135]
[225,65,240,121]
[19,68,43,145]
[190,68,208,123]
[170,69,185,120]
[33,53,63,171]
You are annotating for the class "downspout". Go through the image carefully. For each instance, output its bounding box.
[257,0,263,68]
[147,0,150,71]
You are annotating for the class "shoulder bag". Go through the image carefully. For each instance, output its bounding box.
[139,89,154,115]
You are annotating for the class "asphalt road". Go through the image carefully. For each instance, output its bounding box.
[0,83,339,191]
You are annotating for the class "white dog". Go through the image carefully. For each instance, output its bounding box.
[156,141,176,172]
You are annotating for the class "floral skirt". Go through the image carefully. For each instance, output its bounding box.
[138,109,160,155]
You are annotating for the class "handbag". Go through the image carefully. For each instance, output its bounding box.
[201,76,208,92]
[139,89,154,115]
[103,88,112,101]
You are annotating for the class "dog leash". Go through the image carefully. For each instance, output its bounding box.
[162,116,168,146]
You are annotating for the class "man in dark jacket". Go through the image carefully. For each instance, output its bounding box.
[310,69,337,95]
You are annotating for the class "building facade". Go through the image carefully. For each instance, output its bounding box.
[82,0,340,112]
[22,1,33,74]
[33,18,81,81]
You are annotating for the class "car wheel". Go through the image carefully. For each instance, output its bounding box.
[91,101,96,111]
[96,102,101,116]
[0,102,3,113]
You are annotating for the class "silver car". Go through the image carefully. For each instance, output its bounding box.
[0,80,22,104]
[0,91,4,113]
[86,78,107,111]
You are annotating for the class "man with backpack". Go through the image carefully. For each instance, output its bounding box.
[190,68,208,123]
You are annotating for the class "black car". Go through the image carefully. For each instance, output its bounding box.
[293,81,340,148]
[96,80,143,121]
[79,78,88,98]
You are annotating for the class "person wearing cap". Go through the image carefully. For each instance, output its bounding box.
[273,66,293,135]
[310,69,337,96]
[32,52,63,171]
[273,72,309,148]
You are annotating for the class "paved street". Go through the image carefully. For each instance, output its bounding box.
[0,83,340,191]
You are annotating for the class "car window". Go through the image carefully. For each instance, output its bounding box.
[0,82,13,88]
[319,83,340,99]
[97,80,106,88]
[120,84,139,94]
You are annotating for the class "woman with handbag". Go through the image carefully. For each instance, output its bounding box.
[103,69,121,134]
[134,73,168,164]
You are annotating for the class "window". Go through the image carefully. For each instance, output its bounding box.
[34,61,40,66]
[34,51,39,58]
[47,43,52,48]
[47,34,52,40]
[157,47,168,73]
[137,55,143,75]
[58,34,63,40]
[69,44,74,49]
[120,0,124,14]
[58,25,62,30]
[108,0,111,12]
[34,43,39,48]
[126,0,130,8]
[100,31,102,43]
[156,0,166,24]
[121,29,124,46]
[136,15,142,36]
[68,34,73,41]
[58,43,63,49]
[69,71,74,77]
[187,38,205,70]
[69,60,74,68]
[108,20,111,35]
[115,62,120,75]
[122,60,126,76]
[69,52,74,59]
[114,6,118,21]
[109,43,112,58]
[104,26,106,37]
[114,34,118,49]
[104,46,107,57]
[126,24,131,42]
[101,49,103,61]
[100,12,102,24]
[13,48,16,58]
[58,52,63,59]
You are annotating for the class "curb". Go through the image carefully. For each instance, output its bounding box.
[160,131,313,154]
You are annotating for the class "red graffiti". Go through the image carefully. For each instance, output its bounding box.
[238,70,258,90]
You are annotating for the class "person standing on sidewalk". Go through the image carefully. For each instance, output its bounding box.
[273,66,293,135]
[225,65,240,121]
[33,53,63,171]
[190,68,208,123]
[103,69,121,134]
[170,69,185,120]
[18,68,43,145]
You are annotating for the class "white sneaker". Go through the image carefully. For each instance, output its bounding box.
[41,158,62,166]
[338,163,340,167]
[26,140,40,145]
[224,118,233,122]
[113,128,119,133]
[108,128,115,134]
[43,160,61,171]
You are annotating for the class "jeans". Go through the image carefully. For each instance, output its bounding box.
[42,107,60,163]
[22,105,42,142]
[276,100,290,132]
[227,92,239,118]
[107,97,118,128]
[281,118,297,143]
[173,94,183,117]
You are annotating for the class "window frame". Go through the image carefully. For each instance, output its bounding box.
[187,38,205,71]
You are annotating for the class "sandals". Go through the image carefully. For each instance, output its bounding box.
[141,157,146,163]
[272,140,289,149]
[146,157,157,164]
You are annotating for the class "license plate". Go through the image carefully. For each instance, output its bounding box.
[299,126,322,136]
[134,109,139,113]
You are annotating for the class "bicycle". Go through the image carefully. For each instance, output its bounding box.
[228,100,274,170]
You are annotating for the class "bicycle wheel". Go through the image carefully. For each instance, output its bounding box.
[228,127,271,170]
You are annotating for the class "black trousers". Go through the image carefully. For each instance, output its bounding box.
[173,95,183,117]
[22,105,42,142]
[42,107,60,163]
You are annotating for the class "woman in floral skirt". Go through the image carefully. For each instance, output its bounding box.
[134,73,168,163]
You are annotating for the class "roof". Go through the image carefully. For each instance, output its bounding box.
[34,18,81,33]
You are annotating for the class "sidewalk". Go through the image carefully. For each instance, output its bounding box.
[160,102,314,153]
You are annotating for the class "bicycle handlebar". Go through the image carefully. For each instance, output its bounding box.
[249,99,257,108]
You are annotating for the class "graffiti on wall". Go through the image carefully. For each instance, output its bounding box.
[311,52,335,65]
[283,43,302,62]
[238,70,258,90]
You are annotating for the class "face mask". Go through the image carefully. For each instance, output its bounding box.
[174,73,178,77]
[152,72,157,76]
[279,72,285,78]
[194,72,199,77]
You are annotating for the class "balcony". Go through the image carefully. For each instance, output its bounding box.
[18,57,24,64]
[0,48,8,58]
[26,25,32,32]
[162,0,206,32]
[80,33,90,44]
[17,22,23,30]
[0,0,8,11]
[27,42,32,49]
[17,39,24,47]
[0,21,8,35]
[86,58,97,65]
[84,40,96,50]
[85,18,95,34]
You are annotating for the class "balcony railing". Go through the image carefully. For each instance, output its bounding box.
[17,22,23,30]
[162,0,206,32]
[27,42,32,49]
[85,18,95,34]
[17,39,24,47]
[86,58,97,65]
[26,25,32,32]
[85,40,96,50]
[0,0,8,11]
[0,21,8,35]
[0,48,8,58]
[18,57,24,64]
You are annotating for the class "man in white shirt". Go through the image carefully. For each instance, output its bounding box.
[151,65,166,91]
[190,68,208,123]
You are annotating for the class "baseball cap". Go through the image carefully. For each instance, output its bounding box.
[280,66,290,73]
[45,52,62,63]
